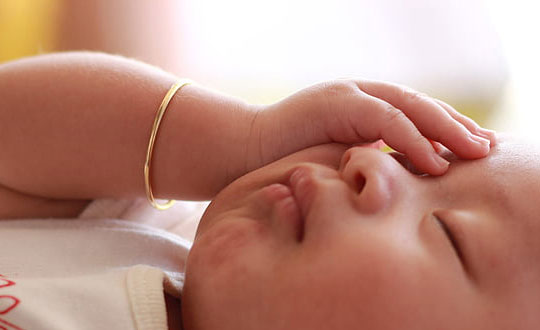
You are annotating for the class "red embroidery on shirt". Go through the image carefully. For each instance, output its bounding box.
[0,279,15,289]
[0,275,23,330]
[0,297,19,315]
[0,318,22,330]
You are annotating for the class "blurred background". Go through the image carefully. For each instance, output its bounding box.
[0,0,537,133]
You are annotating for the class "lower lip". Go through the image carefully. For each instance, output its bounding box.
[261,183,294,204]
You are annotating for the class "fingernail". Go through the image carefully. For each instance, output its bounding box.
[476,131,491,140]
[432,153,449,169]
[477,127,495,139]
[479,127,495,133]
[470,134,491,150]
[476,128,497,145]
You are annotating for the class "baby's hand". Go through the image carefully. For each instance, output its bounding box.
[254,79,495,175]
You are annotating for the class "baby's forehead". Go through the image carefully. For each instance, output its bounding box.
[483,134,540,252]
[458,134,540,184]
[486,134,540,206]
[490,134,540,168]
[440,134,540,242]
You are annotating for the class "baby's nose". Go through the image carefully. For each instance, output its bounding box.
[339,147,405,213]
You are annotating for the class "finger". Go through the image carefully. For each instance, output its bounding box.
[351,94,450,175]
[351,140,388,149]
[433,99,497,146]
[430,140,445,155]
[354,80,491,159]
[373,139,390,151]
[388,152,424,175]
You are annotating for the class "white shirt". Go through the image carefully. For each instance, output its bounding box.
[0,199,192,330]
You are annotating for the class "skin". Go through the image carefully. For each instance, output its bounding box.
[182,134,540,330]
[0,52,497,328]
[0,52,493,215]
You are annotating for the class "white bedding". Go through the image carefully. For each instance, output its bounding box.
[79,198,209,242]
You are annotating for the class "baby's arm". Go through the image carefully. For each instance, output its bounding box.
[0,52,494,219]
[0,52,256,204]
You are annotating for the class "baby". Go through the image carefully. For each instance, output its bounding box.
[185,134,540,330]
[0,52,499,329]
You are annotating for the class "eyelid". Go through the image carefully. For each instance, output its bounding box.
[433,214,466,268]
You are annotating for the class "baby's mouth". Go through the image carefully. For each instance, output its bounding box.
[260,180,305,242]
[285,166,327,240]
[288,166,321,220]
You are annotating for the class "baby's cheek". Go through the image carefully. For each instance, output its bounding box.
[188,217,270,277]
[184,218,276,327]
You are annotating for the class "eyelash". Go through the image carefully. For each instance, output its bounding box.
[433,215,464,263]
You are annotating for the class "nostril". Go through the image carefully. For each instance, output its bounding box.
[355,173,366,194]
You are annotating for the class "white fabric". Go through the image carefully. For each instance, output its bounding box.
[79,198,208,242]
[0,199,191,330]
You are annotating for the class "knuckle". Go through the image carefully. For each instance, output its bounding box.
[385,105,407,123]
[317,80,359,115]
[412,131,428,144]
[439,119,460,136]
[322,80,357,98]
[405,133,430,154]
[403,89,429,104]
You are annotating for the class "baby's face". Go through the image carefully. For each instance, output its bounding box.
[183,135,540,330]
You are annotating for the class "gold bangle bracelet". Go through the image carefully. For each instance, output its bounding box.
[144,79,191,210]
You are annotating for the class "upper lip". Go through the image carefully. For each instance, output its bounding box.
[287,166,320,220]
[286,169,309,240]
